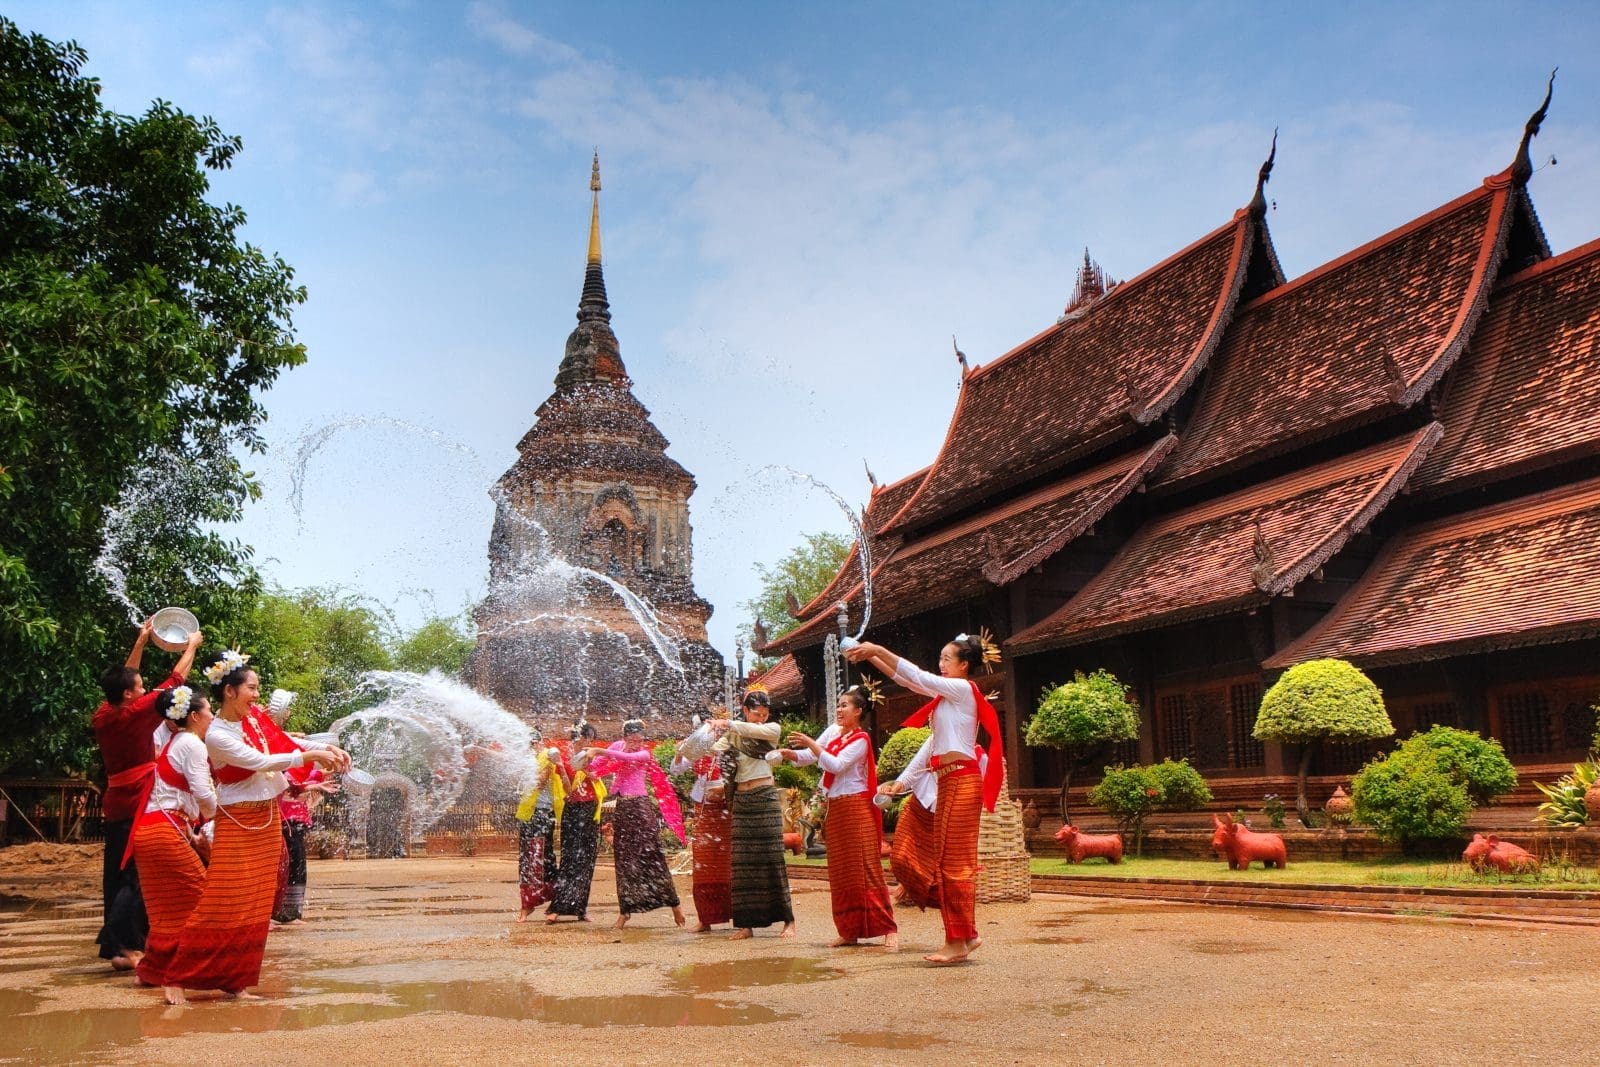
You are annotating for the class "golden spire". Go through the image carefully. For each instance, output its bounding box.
[587,149,602,265]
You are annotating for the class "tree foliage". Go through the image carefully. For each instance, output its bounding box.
[0,19,306,773]
[1253,659,1392,744]
[878,726,931,782]
[1350,747,1473,846]
[1025,670,1140,823]
[1088,759,1212,855]
[1401,726,1517,806]
[738,530,852,655]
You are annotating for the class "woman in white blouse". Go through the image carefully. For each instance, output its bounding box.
[127,685,216,1002]
[786,686,898,949]
[163,653,344,1000]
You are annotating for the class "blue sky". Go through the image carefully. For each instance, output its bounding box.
[11,2,1600,659]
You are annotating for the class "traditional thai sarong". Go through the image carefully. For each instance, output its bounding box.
[691,792,732,925]
[824,792,896,940]
[518,808,557,911]
[931,760,983,943]
[729,783,793,929]
[130,813,206,987]
[890,795,939,908]
[548,799,599,917]
[271,821,309,922]
[611,795,680,914]
[165,800,282,992]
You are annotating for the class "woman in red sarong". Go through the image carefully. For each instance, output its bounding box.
[846,634,1005,965]
[786,686,898,949]
[673,717,730,931]
[164,652,346,1001]
[127,685,216,1002]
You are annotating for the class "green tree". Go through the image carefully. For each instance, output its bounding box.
[1350,747,1472,847]
[230,588,393,733]
[877,726,931,782]
[393,614,476,677]
[1401,726,1517,806]
[0,20,305,773]
[1087,759,1212,856]
[739,530,852,659]
[1024,670,1141,824]
[1254,659,1393,829]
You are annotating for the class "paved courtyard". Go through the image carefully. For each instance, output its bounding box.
[1,853,1591,1065]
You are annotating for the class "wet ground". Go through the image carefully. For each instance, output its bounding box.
[1,855,1593,1065]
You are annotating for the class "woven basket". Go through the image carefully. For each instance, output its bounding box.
[976,768,1032,902]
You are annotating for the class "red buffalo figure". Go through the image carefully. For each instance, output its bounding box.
[782,832,805,856]
[1462,833,1540,874]
[1054,824,1124,864]
[1210,812,1287,870]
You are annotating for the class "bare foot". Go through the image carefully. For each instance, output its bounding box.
[222,989,263,1000]
[830,936,859,947]
[578,914,592,924]
[110,955,135,972]
[671,906,687,927]
[727,928,753,941]
[517,910,530,924]
[285,918,305,926]
[923,939,971,965]
[545,913,560,925]
[779,922,796,940]
[692,922,713,933]
[885,932,900,951]
[966,935,983,954]
[162,986,187,1006]
[612,914,630,931]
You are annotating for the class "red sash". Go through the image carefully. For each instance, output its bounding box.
[213,707,309,785]
[122,735,194,868]
[900,680,1005,812]
[107,762,155,789]
[821,727,881,833]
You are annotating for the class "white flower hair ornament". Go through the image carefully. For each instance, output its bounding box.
[203,649,251,686]
[165,686,194,721]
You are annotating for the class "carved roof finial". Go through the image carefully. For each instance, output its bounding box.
[1249,519,1277,592]
[953,335,969,379]
[1247,128,1277,217]
[1511,70,1556,184]
[864,459,879,489]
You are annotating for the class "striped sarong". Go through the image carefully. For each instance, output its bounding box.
[691,792,732,926]
[166,800,281,992]
[518,809,557,912]
[729,783,793,930]
[823,793,896,941]
[548,800,599,917]
[130,813,205,987]
[272,821,309,923]
[612,795,679,915]
[890,795,939,909]
[932,762,982,943]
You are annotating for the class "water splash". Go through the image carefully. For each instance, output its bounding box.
[288,416,485,527]
[753,466,875,639]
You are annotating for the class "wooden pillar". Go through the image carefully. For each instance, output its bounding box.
[1004,584,1029,790]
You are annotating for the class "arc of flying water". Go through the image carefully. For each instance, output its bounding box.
[754,466,874,639]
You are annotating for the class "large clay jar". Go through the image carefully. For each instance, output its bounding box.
[1022,800,1041,832]
[1584,781,1600,823]
[1324,785,1355,827]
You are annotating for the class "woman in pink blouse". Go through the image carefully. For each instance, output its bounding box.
[584,720,686,930]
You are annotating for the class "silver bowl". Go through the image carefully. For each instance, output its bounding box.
[149,607,199,653]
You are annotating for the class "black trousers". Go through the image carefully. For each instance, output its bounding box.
[96,818,148,959]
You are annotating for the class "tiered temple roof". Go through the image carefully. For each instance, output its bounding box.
[1265,476,1600,668]
[881,205,1280,536]
[1153,178,1541,492]
[1010,427,1441,652]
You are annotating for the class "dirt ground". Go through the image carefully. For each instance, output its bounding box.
[0,848,1593,1065]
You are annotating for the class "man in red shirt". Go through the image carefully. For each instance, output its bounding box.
[91,618,203,970]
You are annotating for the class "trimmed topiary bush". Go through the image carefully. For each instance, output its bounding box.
[1402,726,1517,806]
[1088,759,1212,856]
[1026,670,1141,823]
[878,726,932,782]
[1351,746,1472,847]
[1255,659,1392,827]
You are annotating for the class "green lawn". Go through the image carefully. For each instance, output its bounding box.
[1033,855,1600,891]
[786,853,1600,891]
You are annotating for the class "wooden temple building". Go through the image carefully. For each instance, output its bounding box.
[761,92,1600,819]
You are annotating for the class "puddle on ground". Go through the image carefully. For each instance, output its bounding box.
[1076,979,1129,997]
[1187,939,1278,955]
[833,1031,948,1050]
[1026,935,1089,945]
[6,978,795,1061]
[666,956,842,994]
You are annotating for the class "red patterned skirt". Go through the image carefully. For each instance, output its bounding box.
[932,762,982,942]
[890,795,939,909]
[131,812,206,987]
[823,793,896,940]
[166,800,281,992]
[691,792,732,926]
